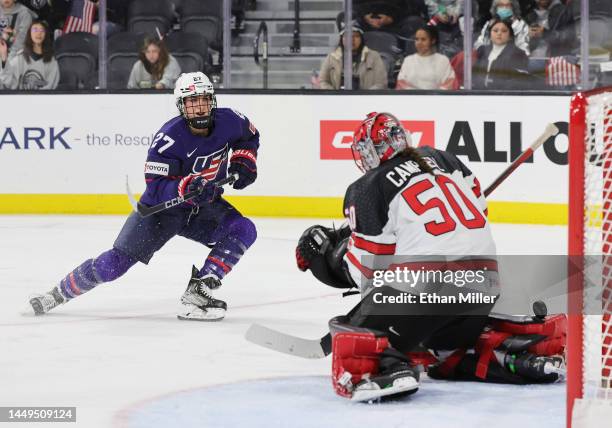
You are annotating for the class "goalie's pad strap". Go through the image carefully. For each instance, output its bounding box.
[489,314,566,356]
[434,315,566,380]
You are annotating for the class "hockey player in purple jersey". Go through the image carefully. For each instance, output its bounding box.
[29,72,259,321]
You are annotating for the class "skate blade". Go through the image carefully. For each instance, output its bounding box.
[177,314,225,322]
[20,303,38,317]
[351,377,419,402]
[177,307,226,322]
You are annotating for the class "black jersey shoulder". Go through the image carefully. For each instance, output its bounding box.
[417,146,473,177]
[343,148,473,236]
[343,155,424,236]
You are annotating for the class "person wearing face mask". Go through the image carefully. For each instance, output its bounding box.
[474,0,530,55]
[473,18,530,90]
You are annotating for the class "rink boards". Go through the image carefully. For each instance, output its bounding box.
[0,92,570,224]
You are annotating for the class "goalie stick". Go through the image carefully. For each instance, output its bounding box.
[245,123,560,359]
[125,173,238,218]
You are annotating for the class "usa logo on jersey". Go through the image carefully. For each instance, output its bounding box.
[192,144,228,180]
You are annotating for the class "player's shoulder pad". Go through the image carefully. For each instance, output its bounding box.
[216,107,247,123]
[153,115,189,144]
[416,146,472,177]
[217,107,259,138]
[344,158,411,235]
[158,115,185,133]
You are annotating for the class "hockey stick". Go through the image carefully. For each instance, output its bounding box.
[125,173,238,218]
[245,324,332,359]
[245,123,560,359]
[483,122,559,197]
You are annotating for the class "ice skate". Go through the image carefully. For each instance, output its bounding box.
[177,266,227,321]
[351,353,419,402]
[505,353,566,382]
[29,286,66,316]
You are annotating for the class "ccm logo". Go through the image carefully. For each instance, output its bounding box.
[320,120,435,160]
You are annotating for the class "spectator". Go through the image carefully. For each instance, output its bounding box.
[473,18,530,89]
[127,37,181,89]
[525,0,576,58]
[475,0,530,54]
[319,25,387,90]
[396,25,457,89]
[355,1,427,38]
[426,1,463,26]
[425,0,465,58]
[0,0,35,59]
[0,20,59,89]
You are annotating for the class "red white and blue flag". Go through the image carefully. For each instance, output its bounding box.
[63,0,97,34]
[193,145,228,180]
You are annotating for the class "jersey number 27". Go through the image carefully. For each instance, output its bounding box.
[401,175,486,236]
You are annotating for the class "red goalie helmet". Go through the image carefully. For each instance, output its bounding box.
[351,112,411,172]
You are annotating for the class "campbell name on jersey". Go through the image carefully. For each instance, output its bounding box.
[139,108,259,207]
[342,146,496,286]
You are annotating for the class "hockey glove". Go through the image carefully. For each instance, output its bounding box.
[178,174,223,204]
[295,225,334,271]
[228,149,257,189]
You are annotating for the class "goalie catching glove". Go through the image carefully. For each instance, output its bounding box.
[295,224,354,289]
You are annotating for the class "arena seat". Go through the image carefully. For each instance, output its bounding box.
[127,0,174,37]
[165,31,210,73]
[179,0,222,51]
[54,32,98,89]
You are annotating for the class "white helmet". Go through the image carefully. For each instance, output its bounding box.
[174,72,217,130]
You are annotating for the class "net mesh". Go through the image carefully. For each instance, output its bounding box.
[583,90,612,400]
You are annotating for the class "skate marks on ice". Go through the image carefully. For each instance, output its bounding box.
[116,376,564,428]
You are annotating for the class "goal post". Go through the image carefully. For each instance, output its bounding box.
[568,87,612,427]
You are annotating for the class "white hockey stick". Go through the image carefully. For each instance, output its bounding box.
[245,324,331,359]
[245,123,560,359]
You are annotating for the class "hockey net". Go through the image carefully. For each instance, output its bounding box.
[568,87,612,427]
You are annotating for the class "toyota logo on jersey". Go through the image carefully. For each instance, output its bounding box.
[320,120,435,160]
[192,144,228,180]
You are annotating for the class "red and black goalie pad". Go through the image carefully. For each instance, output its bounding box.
[330,317,390,398]
[429,314,566,383]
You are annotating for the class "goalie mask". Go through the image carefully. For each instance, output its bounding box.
[174,72,217,130]
[351,112,411,172]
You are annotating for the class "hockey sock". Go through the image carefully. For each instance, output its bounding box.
[58,248,137,300]
[199,216,256,279]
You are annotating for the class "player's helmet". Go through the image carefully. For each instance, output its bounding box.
[351,112,411,172]
[174,72,217,130]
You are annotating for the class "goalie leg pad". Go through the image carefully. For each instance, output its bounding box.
[332,331,389,398]
[330,316,419,400]
[429,315,566,384]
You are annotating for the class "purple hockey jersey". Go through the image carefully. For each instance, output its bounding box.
[139,108,260,207]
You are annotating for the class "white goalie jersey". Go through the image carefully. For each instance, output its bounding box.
[342,146,497,287]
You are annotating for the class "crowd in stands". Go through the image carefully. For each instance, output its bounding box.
[0,0,610,91]
[0,0,251,90]
[319,0,612,90]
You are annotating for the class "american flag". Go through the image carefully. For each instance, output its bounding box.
[546,56,580,87]
[193,145,228,180]
[63,0,97,34]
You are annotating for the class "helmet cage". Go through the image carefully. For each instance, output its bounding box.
[177,93,217,130]
[351,112,410,172]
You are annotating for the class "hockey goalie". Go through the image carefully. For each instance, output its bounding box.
[296,112,566,402]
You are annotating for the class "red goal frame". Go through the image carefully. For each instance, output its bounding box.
[568,86,612,427]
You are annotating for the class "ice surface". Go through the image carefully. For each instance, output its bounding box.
[0,216,567,427]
